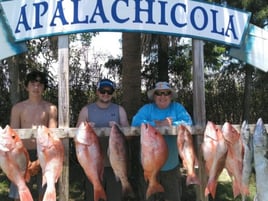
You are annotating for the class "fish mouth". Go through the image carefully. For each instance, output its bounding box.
[141,123,149,129]
[0,144,10,152]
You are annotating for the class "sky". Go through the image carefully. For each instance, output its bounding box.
[90,32,122,58]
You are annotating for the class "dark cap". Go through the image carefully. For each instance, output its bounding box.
[25,71,48,89]
[97,79,116,90]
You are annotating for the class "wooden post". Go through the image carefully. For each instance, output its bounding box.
[58,35,70,201]
[192,39,208,201]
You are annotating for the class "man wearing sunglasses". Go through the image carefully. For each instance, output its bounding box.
[76,78,129,201]
[132,81,192,201]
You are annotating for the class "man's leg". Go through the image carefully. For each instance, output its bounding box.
[103,167,122,201]
[160,166,182,201]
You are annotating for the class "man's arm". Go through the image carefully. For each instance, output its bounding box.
[131,105,155,126]
[119,106,129,127]
[76,106,88,127]
[10,104,21,128]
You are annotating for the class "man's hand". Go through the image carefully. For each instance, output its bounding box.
[28,159,41,176]
[155,117,173,127]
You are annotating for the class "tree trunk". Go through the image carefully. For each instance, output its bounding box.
[122,32,142,120]
[242,64,253,122]
[122,32,143,201]
[158,35,169,81]
[8,54,26,105]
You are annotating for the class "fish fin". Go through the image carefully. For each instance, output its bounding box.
[122,182,134,198]
[43,185,56,201]
[232,179,241,198]
[24,170,31,183]
[146,182,165,200]
[240,184,250,196]
[205,180,217,198]
[0,145,10,152]
[186,173,200,186]
[28,160,41,176]
[204,187,210,197]
[94,186,107,201]
[42,175,47,187]
[19,187,34,201]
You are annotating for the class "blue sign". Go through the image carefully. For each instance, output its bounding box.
[1,0,250,47]
[228,24,268,72]
[0,5,27,60]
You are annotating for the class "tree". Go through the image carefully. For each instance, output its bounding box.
[122,32,143,201]
[122,32,142,120]
[0,60,11,126]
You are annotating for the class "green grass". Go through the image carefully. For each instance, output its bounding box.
[180,168,256,201]
[0,167,257,201]
[216,169,256,201]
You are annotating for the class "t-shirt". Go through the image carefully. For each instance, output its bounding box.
[131,102,193,171]
[87,102,120,127]
[87,102,120,166]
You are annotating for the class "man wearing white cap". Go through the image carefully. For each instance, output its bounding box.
[132,81,193,201]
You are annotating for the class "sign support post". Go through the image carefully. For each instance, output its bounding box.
[58,35,70,201]
[192,39,208,201]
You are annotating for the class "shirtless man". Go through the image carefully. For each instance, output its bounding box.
[9,70,58,201]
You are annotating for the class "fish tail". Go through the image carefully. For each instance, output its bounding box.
[122,182,135,198]
[43,185,56,201]
[232,181,239,198]
[186,173,200,186]
[146,182,165,200]
[205,180,217,198]
[240,184,250,196]
[94,187,107,201]
[19,187,34,201]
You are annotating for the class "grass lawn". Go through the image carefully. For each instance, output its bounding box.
[180,169,256,201]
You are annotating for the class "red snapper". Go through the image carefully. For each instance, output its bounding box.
[0,125,33,201]
[140,123,168,199]
[36,125,64,201]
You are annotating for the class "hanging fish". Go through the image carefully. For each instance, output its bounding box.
[202,121,228,198]
[0,125,33,201]
[253,118,268,201]
[37,125,64,201]
[108,124,134,198]
[177,124,200,185]
[140,123,168,199]
[74,122,106,201]
[241,120,253,201]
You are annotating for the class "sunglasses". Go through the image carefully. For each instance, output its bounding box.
[154,91,172,96]
[98,88,114,95]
